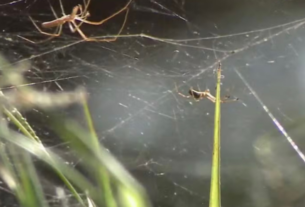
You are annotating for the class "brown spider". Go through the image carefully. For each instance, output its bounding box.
[175,84,239,103]
[19,0,133,43]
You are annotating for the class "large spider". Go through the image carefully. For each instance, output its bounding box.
[19,0,133,43]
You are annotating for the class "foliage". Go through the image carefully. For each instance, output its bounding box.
[0,55,151,207]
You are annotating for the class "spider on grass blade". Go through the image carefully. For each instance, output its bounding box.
[19,0,133,43]
[175,84,239,103]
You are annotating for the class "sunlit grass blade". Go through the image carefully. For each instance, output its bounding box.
[81,98,151,207]
[0,143,24,204]
[49,114,152,207]
[2,106,86,206]
[0,143,48,207]
[0,111,151,207]
[0,124,99,204]
[82,97,116,207]
[13,146,48,207]
[209,63,222,207]
[3,106,40,143]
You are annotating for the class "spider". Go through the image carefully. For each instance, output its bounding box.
[175,84,239,103]
[19,0,133,43]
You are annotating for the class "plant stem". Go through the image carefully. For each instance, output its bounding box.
[209,62,222,207]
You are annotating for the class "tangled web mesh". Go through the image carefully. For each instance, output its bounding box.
[1,0,305,206]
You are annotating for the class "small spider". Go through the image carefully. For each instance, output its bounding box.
[175,84,239,103]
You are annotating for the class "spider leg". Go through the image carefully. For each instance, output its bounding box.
[69,13,89,34]
[104,8,129,42]
[176,89,191,99]
[74,0,132,25]
[204,90,217,103]
[29,16,62,37]
[206,96,216,103]
[58,0,88,38]
[220,95,239,103]
[18,2,62,43]
[175,83,192,99]
[69,4,90,33]
[177,93,191,99]
[72,8,129,42]
[58,0,66,16]
[82,0,91,15]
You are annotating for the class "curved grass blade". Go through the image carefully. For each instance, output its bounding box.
[50,117,152,207]
[82,97,117,207]
[0,144,48,207]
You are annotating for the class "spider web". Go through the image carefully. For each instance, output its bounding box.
[1,0,305,206]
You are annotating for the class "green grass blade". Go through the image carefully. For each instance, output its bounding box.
[209,63,222,207]
[3,107,40,143]
[82,98,117,207]
[3,107,86,206]
[0,144,26,205]
[12,146,49,207]
[49,116,151,207]
[0,143,48,207]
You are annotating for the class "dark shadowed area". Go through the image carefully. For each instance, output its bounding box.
[1,0,305,206]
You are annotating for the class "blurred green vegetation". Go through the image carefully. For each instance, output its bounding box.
[0,55,151,207]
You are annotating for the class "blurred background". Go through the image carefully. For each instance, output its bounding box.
[1,0,305,206]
